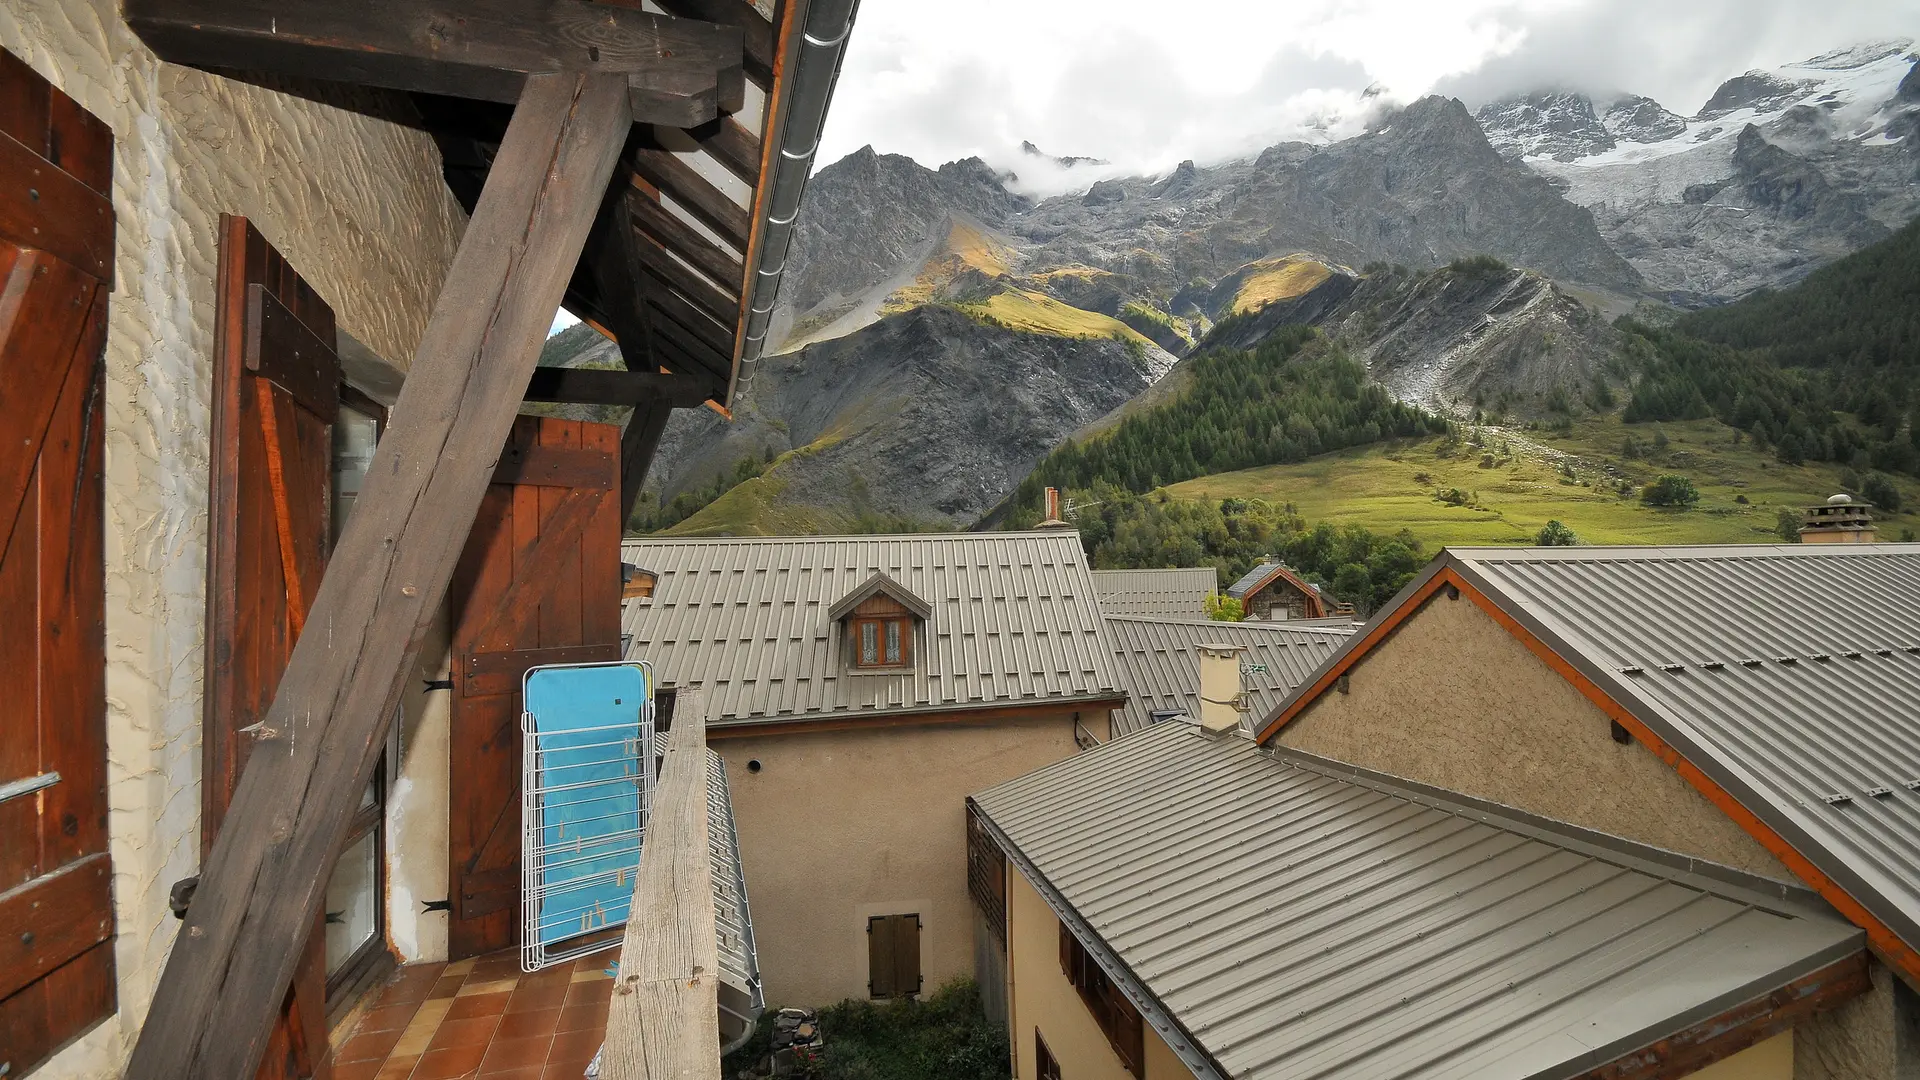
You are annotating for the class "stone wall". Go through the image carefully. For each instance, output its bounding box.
[0,3,465,1074]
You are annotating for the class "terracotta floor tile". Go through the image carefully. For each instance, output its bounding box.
[495,1007,562,1041]
[373,1055,420,1080]
[427,1014,501,1051]
[391,998,456,1058]
[445,991,513,1021]
[555,1001,607,1033]
[543,1065,591,1080]
[568,966,612,983]
[336,1026,407,1064]
[379,964,447,1005]
[332,1062,383,1080]
[519,969,572,992]
[443,957,477,977]
[357,1001,424,1034]
[471,958,521,979]
[547,1028,602,1064]
[414,1044,488,1080]
[478,1068,544,1080]
[458,977,520,999]
[479,1035,554,1074]
[507,982,569,1014]
[563,980,612,1007]
[429,974,471,1000]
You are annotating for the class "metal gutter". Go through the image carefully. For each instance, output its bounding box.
[732,0,858,399]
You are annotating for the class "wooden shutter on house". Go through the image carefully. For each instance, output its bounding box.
[867,913,923,999]
[0,47,114,1078]
[447,416,622,959]
[966,805,1007,941]
[204,216,339,1080]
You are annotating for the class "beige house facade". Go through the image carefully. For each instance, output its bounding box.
[1262,545,1920,1080]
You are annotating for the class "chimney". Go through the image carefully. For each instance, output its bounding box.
[1037,486,1072,529]
[1800,494,1877,544]
[1195,643,1248,737]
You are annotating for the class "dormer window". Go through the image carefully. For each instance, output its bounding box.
[829,572,931,674]
[855,614,911,668]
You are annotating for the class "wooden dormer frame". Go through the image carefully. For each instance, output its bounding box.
[830,573,931,673]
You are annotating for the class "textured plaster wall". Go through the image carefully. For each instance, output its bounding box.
[712,713,1084,1007]
[1688,1032,1792,1079]
[0,3,465,1074]
[1004,871,1186,1080]
[388,623,453,964]
[1277,592,1789,879]
[1794,961,1920,1080]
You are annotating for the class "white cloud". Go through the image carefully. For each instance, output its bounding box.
[814,0,1920,189]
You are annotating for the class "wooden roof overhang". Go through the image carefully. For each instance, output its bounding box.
[125,0,857,507]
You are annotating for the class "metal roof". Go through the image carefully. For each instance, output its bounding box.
[1225,561,1322,603]
[648,734,761,1013]
[1433,543,1920,970]
[1092,568,1221,620]
[972,723,1864,1080]
[621,532,1125,727]
[1105,617,1352,736]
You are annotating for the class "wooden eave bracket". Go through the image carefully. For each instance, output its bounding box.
[122,0,747,127]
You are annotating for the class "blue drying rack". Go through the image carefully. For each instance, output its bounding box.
[519,661,654,972]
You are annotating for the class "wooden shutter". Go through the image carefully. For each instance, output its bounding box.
[0,47,114,1079]
[204,216,339,1080]
[447,416,622,959]
[867,913,922,999]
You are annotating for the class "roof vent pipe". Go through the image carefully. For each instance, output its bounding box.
[1196,643,1249,737]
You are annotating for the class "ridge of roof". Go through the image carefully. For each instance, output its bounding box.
[622,529,1084,545]
[1103,614,1353,636]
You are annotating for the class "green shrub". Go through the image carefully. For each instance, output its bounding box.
[1204,594,1244,622]
[1861,472,1903,512]
[1447,254,1512,280]
[1641,474,1700,508]
[1776,507,1803,542]
[1535,520,1578,546]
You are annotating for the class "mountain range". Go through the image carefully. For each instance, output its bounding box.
[586,40,1920,537]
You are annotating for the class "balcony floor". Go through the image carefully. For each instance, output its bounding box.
[330,948,614,1080]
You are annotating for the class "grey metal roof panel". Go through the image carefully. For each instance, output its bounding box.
[621,532,1125,726]
[1225,562,1283,600]
[1105,617,1352,736]
[647,733,758,997]
[1092,568,1220,619]
[973,724,1863,1080]
[1440,543,1920,965]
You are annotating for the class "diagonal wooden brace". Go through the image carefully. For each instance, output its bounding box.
[125,71,633,1079]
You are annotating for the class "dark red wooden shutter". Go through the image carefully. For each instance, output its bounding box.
[447,416,623,959]
[204,215,339,1079]
[867,915,896,999]
[0,46,114,1079]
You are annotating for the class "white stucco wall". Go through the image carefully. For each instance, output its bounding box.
[0,3,465,1074]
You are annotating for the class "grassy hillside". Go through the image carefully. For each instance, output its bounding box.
[1230,255,1333,314]
[1166,415,1920,547]
[958,288,1159,351]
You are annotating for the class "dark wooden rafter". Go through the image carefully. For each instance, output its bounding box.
[653,0,775,87]
[688,116,762,185]
[630,225,738,325]
[629,146,751,251]
[620,395,677,521]
[627,191,745,293]
[123,0,745,128]
[126,71,634,1080]
[524,367,713,407]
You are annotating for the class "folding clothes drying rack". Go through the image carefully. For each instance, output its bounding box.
[519,661,655,972]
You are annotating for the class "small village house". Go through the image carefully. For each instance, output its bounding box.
[1101,616,1351,735]
[1225,560,1333,621]
[618,531,1128,1008]
[0,0,860,1075]
[1260,543,1920,1078]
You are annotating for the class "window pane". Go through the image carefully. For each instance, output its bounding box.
[332,406,379,544]
[886,620,902,664]
[860,621,877,664]
[324,829,378,976]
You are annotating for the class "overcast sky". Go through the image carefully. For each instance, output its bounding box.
[815,0,1920,194]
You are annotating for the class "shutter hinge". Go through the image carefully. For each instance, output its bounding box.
[422,898,452,913]
[169,875,200,920]
[422,678,454,692]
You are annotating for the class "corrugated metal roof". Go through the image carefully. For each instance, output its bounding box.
[621,532,1125,727]
[1106,617,1352,736]
[1092,568,1220,620]
[1438,543,1920,969]
[648,734,758,999]
[973,723,1863,1080]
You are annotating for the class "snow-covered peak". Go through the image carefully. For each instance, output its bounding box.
[1475,91,1615,161]
[1512,40,1917,170]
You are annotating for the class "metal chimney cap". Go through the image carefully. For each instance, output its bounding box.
[1828,493,1854,505]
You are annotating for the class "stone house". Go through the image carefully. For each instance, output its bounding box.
[1225,560,1327,621]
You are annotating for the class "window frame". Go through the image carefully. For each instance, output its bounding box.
[1035,1030,1062,1080]
[1059,920,1146,1079]
[849,613,914,671]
